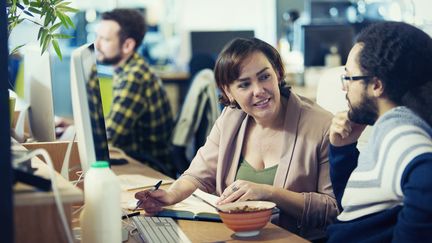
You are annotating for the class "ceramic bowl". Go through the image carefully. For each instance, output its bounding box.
[217,201,276,237]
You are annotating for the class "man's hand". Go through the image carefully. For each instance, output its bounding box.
[329,111,367,147]
[55,116,73,138]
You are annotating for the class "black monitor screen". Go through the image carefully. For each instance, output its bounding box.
[302,24,355,67]
[86,61,110,161]
[190,30,255,59]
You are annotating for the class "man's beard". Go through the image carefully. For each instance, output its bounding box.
[97,52,122,65]
[347,92,378,125]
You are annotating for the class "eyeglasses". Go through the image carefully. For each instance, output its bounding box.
[340,74,371,91]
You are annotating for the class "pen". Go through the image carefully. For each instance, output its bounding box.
[122,211,140,220]
[133,180,162,212]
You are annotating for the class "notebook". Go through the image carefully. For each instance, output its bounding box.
[156,189,221,222]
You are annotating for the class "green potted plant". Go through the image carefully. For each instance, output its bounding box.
[7,0,78,60]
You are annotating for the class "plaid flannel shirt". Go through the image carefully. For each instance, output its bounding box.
[106,53,173,170]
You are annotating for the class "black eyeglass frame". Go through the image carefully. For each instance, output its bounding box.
[340,74,372,90]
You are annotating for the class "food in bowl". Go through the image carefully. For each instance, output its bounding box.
[226,205,266,213]
[217,201,276,237]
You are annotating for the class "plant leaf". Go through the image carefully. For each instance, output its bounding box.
[41,34,51,54]
[56,1,71,7]
[23,10,34,17]
[37,27,43,40]
[10,44,26,55]
[52,33,72,39]
[49,22,62,32]
[56,11,67,27]
[51,39,62,60]
[63,15,75,29]
[9,3,17,14]
[39,28,48,44]
[57,6,78,13]
[7,0,78,60]
[16,3,25,10]
[44,11,52,26]
[29,1,41,7]
[28,7,42,14]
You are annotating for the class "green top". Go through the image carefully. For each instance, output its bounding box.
[235,156,278,185]
[91,161,109,168]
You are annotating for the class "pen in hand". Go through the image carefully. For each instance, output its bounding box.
[133,180,162,212]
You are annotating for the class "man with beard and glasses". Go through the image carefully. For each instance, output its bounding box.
[327,21,432,242]
[95,9,174,176]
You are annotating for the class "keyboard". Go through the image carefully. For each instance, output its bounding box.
[131,216,191,243]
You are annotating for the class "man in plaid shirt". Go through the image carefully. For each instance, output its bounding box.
[95,9,174,176]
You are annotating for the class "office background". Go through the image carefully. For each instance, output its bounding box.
[7,0,432,119]
[4,1,432,242]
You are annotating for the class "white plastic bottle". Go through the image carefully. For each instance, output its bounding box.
[80,161,121,243]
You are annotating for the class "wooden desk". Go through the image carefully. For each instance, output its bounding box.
[20,145,307,242]
[111,154,309,243]
[179,220,308,243]
[157,71,190,81]
[13,142,83,243]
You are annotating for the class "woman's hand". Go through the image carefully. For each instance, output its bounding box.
[134,178,199,215]
[329,111,366,147]
[216,180,273,205]
[134,189,175,215]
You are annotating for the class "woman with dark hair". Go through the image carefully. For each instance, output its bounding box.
[327,21,432,242]
[136,37,338,239]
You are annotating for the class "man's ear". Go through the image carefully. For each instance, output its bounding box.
[121,38,136,55]
[370,77,385,97]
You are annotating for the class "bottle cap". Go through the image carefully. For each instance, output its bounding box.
[91,161,109,168]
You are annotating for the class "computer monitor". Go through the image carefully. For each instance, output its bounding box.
[70,43,110,173]
[23,44,56,141]
[0,0,14,240]
[302,24,355,67]
[190,30,255,59]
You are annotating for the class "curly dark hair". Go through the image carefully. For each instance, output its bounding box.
[214,37,287,107]
[356,21,432,126]
[101,9,146,50]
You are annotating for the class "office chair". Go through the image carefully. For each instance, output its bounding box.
[171,68,221,174]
